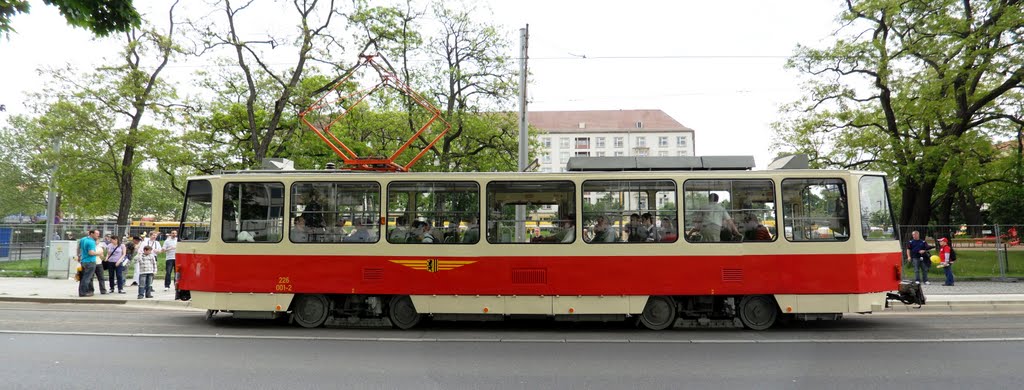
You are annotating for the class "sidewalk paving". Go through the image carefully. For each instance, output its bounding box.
[0,276,192,308]
[1,277,1022,312]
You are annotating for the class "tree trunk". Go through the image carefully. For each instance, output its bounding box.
[899,178,937,228]
[116,143,136,226]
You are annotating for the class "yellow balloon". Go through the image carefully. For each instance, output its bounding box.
[930,255,941,264]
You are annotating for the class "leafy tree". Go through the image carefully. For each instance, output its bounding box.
[773,0,1024,227]
[1,0,140,37]
[190,0,371,168]
[11,4,185,225]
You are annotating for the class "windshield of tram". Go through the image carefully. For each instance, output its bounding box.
[180,180,212,241]
[859,175,897,240]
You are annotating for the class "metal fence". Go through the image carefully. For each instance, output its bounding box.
[900,225,1023,281]
[0,223,167,263]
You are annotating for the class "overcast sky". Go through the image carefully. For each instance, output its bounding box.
[0,0,844,169]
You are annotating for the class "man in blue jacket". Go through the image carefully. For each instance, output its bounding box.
[905,230,933,285]
[77,230,101,297]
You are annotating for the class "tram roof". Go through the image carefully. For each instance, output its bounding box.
[192,168,885,181]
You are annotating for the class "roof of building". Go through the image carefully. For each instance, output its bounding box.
[529,109,694,134]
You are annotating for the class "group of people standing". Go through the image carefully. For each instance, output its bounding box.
[76,229,179,299]
[906,230,956,286]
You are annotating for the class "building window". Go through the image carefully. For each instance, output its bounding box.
[387,181,480,244]
[222,182,284,243]
[559,151,569,162]
[595,151,606,157]
[659,137,668,147]
[290,182,380,243]
[614,137,624,148]
[614,151,624,157]
[581,180,677,243]
[683,179,777,243]
[781,178,849,242]
[595,137,606,148]
[575,137,590,149]
[676,136,687,147]
[636,121,643,129]
[542,137,551,148]
[677,150,688,156]
[636,137,646,147]
[560,137,570,149]
[658,151,668,157]
[542,154,551,164]
[575,151,590,157]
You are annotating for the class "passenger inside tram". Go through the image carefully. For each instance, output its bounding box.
[344,218,376,242]
[389,215,409,243]
[741,214,772,241]
[461,217,479,244]
[290,216,309,242]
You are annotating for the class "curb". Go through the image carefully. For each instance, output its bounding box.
[0,296,192,308]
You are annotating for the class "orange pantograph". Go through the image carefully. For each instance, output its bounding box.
[299,54,450,172]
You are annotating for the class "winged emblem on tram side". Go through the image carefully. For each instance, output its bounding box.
[389,259,476,273]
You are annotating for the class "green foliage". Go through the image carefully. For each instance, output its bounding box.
[774,0,1024,226]
[0,0,139,37]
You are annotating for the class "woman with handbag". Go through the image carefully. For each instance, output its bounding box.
[105,236,127,294]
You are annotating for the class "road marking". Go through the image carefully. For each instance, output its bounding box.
[3,329,1024,344]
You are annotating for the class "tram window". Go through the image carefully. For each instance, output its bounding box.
[222,182,285,243]
[781,178,849,242]
[580,180,677,243]
[387,181,479,244]
[486,181,576,244]
[180,180,212,242]
[291,182,380,243]
[859,176,896,241]
[683,180,776,243]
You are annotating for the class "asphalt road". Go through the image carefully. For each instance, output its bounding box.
[2,302,1024,389]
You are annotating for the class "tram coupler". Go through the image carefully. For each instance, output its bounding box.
[886,280,926,308]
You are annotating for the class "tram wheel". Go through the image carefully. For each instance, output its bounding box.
[738,295,778,330]
[292,294,330,328]
[639,296,677,330]
[388,295,422,330]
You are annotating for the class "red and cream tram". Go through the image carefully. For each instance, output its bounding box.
[176,156,902,330]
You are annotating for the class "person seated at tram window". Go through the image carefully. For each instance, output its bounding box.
[290,216,310,242]
[344,219,376,242]
[641,212,660,242]
[410,220,435,243]
[589,216,615,243]
[542,215,575,243]
[461,217,479,244]
[389,215,409,243]
[626,213,644,242]
[329,218,348,242]
[741,214,772,242]
[660,217,677,242]
[427,219,445,243]
[442,221,460,243]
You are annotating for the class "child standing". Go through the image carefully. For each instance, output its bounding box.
[135,246,158,299]
[937,237,955,286]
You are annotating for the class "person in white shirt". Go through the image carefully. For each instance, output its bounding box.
[162,230,178,291]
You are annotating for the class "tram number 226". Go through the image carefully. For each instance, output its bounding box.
[276,277,293,292]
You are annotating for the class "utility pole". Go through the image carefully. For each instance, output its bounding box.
[515,25,529,243]
[43,139,61,266]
